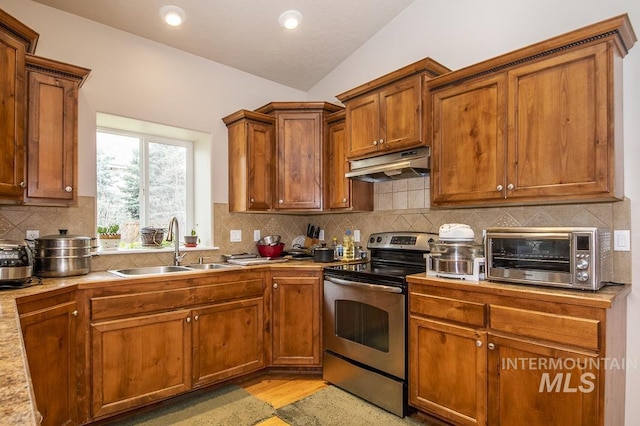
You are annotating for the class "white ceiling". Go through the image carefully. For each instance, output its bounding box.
[31,0,416,91]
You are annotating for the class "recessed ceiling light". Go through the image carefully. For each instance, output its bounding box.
[278,10,303,30]
[160,5,186,27]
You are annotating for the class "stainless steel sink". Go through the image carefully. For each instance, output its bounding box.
[108,265,195,277]
[185,263,239,270]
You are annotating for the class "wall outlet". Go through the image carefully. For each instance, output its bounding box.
[614,230,631,251]
[254,230,261,241]
[318,229,325,241]
[353,229,361,242]
[230,230,242,242]
[26,230,39,240]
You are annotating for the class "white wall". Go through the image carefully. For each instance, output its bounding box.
[309,1,640,423]
[2,0,307,204]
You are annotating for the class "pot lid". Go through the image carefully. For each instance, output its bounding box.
[37,229,92,241]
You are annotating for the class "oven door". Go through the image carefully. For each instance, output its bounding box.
[323,276,405,379]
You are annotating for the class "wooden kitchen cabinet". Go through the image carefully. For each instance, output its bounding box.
[268,270,322,366]
[223,110,275,212]
[429,15,636,207]
[24,54,90,206]
[18,289,78,426]
[256,102,343,211]
[0,10,38,202]
[337,58,450,160]
[326,110,373,211]
[407,277,630,426]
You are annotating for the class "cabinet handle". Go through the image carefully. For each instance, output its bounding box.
[19,181,26,188]
[186,317,191,323]
[194,315,199,321]
[488,343,496,350]
[372,140,378,146]
[72,310,78,317]
[273,283,278,289]
[496,185,503,191]
[476,340,482,347]
[65,186,73,192]
[379,139,384,144]
[507,183,514,190]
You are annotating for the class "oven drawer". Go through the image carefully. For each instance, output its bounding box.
[489,305,600,351]
[410,293,486,328]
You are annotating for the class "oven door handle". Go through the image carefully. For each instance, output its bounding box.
[325,277,403,294]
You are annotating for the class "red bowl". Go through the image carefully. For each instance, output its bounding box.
[256,242,284,257]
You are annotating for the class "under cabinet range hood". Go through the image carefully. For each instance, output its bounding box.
[346,147,430,182]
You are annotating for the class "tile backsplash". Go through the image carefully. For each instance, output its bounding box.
[0,188,631,283]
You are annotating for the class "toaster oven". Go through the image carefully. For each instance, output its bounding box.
[484,227,611,291]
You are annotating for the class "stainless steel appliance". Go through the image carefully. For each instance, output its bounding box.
[0,240,33,284]
[485,227,612,290]
[34,230,94,277]
[323,231,433,417]
[426,223,485,281]
[345,147,429,182]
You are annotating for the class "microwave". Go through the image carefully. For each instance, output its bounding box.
[484,227,612,291]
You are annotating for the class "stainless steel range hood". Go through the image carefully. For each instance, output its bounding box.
[346,147,430,183]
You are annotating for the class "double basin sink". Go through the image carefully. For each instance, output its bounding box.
[108,263,238,278]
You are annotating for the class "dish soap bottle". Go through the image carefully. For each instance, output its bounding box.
[342,230,355,261]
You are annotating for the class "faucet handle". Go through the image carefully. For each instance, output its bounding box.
[198,256,211,264]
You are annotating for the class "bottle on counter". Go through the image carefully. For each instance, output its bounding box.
[332,237,340,260]
[342,230,355,261]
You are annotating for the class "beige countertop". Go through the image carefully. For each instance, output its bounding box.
[0,260,334,425]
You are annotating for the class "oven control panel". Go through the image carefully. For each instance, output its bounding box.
[368,232,434,251]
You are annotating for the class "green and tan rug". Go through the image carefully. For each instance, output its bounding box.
[112,384,432,425]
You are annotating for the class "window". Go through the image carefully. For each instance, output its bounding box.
[96,128,194,247]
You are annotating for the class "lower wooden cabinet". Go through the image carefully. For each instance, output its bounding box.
[268,271,322,366]
[407,277,629,426]
[18,289,78,426]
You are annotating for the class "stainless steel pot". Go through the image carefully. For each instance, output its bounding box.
[34,230,94,277]
[313,246,335,262]
[428,240,484,275]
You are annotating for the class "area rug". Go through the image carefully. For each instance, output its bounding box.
[276,386,425,426]
[114,384,275,425]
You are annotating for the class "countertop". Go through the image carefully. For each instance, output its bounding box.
[0,260,333,425]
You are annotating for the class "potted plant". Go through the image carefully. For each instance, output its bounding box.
[97,224,121,250]
[184,229,198,247]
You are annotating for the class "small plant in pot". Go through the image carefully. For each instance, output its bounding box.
[97,224,121,250]
[184,229,198,247]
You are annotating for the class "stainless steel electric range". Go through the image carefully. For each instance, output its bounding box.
[322,231,434,417]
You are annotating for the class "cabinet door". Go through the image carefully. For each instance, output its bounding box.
[507,43,611,201]
[487,334,599,426]
[20,301,78,426]
[91,310,192,419]
[271,274,321,366]
[328,116,350,209]
[379,75,423,152]
[345,92,380,159]
[25,70,78,205]
[275,112,323,210]
[409,316,487,426]
[431,74,508,206]
[192,297,264,387]
[0,30,26,200]
[246,120,273,210]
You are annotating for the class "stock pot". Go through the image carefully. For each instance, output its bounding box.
[34,230,95,277]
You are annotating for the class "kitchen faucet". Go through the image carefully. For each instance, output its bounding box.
[167,217,186,266]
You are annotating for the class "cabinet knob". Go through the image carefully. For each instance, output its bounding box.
[496,185,503,191]
[250,198,255,203]
[488,343,496,350]
[194,315,199,321]
[379,139,384,144]
[72,310,78,317]
[507,183,514,190]
[476,340,483,347]
[65,186,73,192]
[273,283,278,289]
[342,198,347,202]
[279,199,283,203]
[186,317,191,323]
[19,181,26,188]
[372,140,378,146]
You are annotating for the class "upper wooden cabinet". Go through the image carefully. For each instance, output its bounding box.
[223,110,275,212]
[24,54,90,206]
[337,58,450,160]
[429,14,636,207]
[326,110,373,211]
[0,10,38,203]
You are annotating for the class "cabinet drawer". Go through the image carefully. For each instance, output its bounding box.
[489,305,600,351]
[410,293,485,327]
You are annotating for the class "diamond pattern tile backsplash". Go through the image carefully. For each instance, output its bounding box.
[0,189,631,283]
